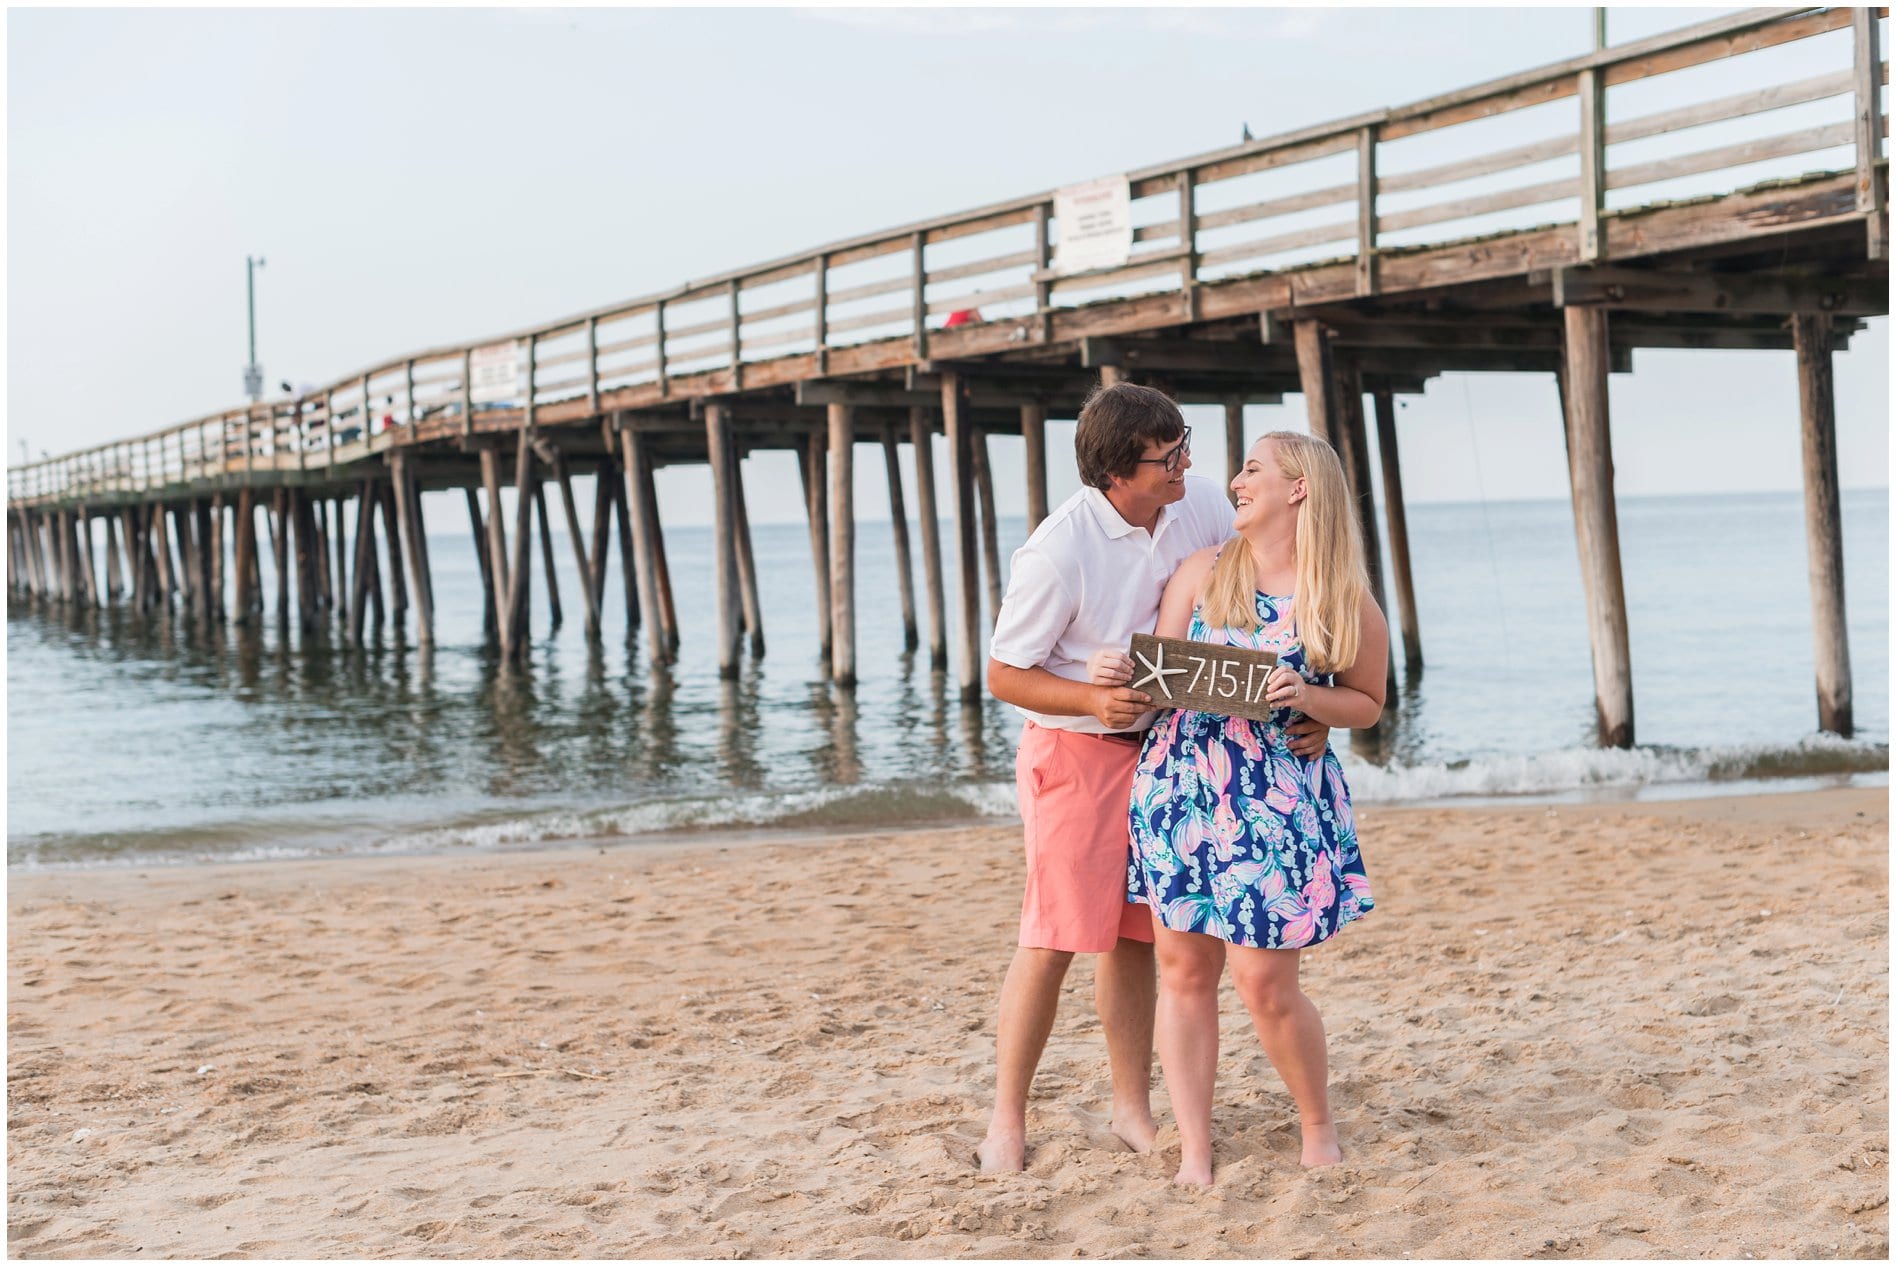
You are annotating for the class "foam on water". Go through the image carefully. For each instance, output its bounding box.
[1347,733,1888,801]
[12,736,1883,872]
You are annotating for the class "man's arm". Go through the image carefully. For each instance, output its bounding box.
[987,661,1153,731]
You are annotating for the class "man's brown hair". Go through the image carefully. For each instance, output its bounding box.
[1073,381,1186,491]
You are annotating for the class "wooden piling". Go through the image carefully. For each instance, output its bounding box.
[37,512,54,599]
[1294,319,1338,445]
[640,457,679,655]
[20,514,37,596]
[505,428,535,658]
[971,427,1003,623]
[909,406,948,670]
[550,449,600,641]
[208,496,225,622]
[173,506,198,616]
[78,508,99,608]
[363,492,386,636]
[1560,305,1634,748]
[940,372,982,701]
[534,482,562,632]
[102,511,122,604]
[1372,388,1422,672]
[882,424,918,651]
[53,512,67,602]
[587,456,617,631]
[703,402,742,679]
[464,487,498,644]
[21,514,35,595]
[479,448,514,660]
[46,511,62,603]
[40,512,57,601]
[153,503,175,612]
[288,492,316,632]
[797,430,833,665]
[1793,312,1853,736]
[1333,366,1390,642]
[1021,402,1049,532]
[827,403,856,686]
[351,479,377,647]
[231,490,255,621]
[271,489,290,626]
[1224,399,1246,505]
[379,481,408,633]
[245,500,262,621]
[194,500,216,623]
[732,455,765,658]
[121,509,143,610]
[312,500,333,615]
[619,427,668,669]
[17,515,32,595]
[605,456,640,636]
[392,455,434,645]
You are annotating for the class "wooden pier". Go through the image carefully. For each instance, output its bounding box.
[8,7,1888,745]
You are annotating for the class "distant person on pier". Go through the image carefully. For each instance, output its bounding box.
[1089,430,1385,1185]
[978,382,1330,1173]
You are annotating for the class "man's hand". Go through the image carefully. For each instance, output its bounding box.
[1091,685,1153,731]
[1284,716,1331,759]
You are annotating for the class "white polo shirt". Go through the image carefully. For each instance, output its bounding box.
[989,474,1234,733]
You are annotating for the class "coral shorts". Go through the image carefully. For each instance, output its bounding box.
[1014,722,1155,953]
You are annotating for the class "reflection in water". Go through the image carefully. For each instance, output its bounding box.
[12,490,1890,866]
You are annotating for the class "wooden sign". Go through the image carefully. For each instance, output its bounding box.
[1128,633,1282,724]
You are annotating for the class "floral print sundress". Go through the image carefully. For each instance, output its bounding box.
[1127,590,1374,949]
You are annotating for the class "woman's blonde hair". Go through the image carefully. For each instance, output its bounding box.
[1198,430,1367,674]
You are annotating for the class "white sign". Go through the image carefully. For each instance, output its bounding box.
[1054,175,1133,275]
[468,341,522,404]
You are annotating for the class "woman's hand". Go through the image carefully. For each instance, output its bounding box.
[1264,665,1311,711]
[1085,648,1134,686]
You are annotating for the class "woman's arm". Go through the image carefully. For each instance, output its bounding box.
[1265,591,1389,729]
[1154,546,1219,640]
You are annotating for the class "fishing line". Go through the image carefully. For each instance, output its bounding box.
[1459,375,1514,676]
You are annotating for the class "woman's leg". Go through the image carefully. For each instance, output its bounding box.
[1226,945,1341,1166]
[1152,921,1226,1186]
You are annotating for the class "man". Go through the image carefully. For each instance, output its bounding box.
[977,381,1327,1173]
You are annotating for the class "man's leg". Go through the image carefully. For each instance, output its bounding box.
[1095,933,1158,1153]
[977,945,1076,1173]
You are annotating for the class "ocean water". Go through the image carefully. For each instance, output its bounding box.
[6,487,1886,870]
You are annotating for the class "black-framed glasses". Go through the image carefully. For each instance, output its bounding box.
[1134,426,1192,474]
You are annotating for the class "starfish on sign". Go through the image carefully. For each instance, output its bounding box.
[1131,643,1189,700]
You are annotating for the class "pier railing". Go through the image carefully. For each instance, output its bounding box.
[9,5,1887,509]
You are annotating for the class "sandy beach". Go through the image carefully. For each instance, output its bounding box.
[7,785,1888,1259]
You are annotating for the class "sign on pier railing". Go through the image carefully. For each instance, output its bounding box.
[1054,176,1133,274]
[468,341,521,405]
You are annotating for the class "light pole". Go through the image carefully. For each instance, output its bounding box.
[244,255,267,402]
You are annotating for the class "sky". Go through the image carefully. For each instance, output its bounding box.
[8,5,1889,528]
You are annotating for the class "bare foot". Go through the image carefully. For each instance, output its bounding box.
[1173,1160,1213,1187]
[1300,1121,1342,1167]
[1108,1108,1156,1155]
[975,1132,1025,1174]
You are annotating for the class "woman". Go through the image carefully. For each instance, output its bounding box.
[1091,430,1386,1186]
